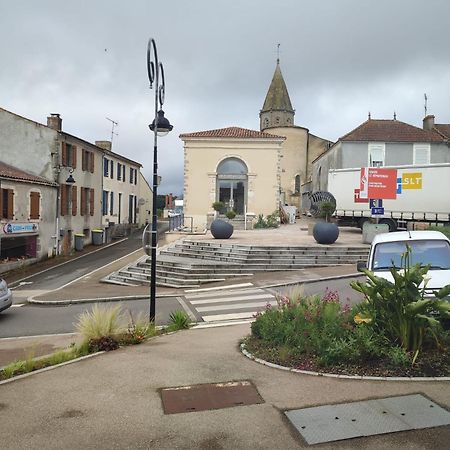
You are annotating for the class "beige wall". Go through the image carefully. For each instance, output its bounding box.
[182,138,283,229]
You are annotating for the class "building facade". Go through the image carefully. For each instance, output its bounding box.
[0,162,57,273]
[311,116,450,192]
[0,107,148,256]
[180,127,285,229]
[97,140,142,237]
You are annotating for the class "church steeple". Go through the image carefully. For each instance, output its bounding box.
[260,58,295,131]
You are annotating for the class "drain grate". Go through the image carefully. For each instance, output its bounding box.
[161,380,264,414]
[285,394,450,445]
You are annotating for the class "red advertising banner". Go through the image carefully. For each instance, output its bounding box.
[360,167,397,200]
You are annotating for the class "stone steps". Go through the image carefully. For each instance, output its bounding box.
[106,238,369,288]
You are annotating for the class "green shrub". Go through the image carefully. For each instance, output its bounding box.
[253,214,267,229]
[168,310,191,331]
[226,210,236,220]
[351,245,450,363]
[121,310,156,344]
[318,201,336,222]
[253,211,279,229]
[75,304,122,341]
[212,201,225,212]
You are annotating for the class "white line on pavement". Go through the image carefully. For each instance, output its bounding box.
[196,300,276,313]
[186,288,266,300]
[184,282,253,293]
[190,293,274,305]
[202,312,259,322]
[11,304,25,308]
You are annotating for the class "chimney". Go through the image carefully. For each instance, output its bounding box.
[47,113,62,131]
[95,140,112,151]
[423,115,435,131]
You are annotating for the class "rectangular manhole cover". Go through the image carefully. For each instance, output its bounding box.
[161,380,264,414]
[285,394,450,445]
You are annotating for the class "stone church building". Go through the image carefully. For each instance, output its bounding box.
[180,59,332,229]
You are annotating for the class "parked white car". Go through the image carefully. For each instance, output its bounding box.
[357,231,450,297]
[0,277,12,312]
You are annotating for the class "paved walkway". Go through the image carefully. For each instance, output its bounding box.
[1,324,449,449]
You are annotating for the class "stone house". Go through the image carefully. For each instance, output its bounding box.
[0,161,57,272]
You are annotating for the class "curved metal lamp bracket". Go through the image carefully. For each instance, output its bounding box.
[147,38,165,109]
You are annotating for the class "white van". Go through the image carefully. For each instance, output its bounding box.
[357,230,450,296]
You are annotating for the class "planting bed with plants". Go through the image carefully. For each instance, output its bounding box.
[244,249,450,378]
[0,306,191,381]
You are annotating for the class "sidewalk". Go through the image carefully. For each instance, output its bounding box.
[1,324,449,449]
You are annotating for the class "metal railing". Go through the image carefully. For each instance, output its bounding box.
[168,214,194,233]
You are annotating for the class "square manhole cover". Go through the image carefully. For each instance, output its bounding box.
[161,380,264,414]
[285,394,450,445]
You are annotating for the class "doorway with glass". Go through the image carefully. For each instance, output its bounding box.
[216,158,247,216]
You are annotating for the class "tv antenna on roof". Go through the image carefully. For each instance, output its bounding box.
[106,117,118,148]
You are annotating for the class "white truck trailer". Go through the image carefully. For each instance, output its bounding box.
[328,163,450,231]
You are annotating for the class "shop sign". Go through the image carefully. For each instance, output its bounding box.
[3,223,39,234]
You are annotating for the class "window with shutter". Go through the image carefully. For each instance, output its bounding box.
[102,190,108,215]
[110,160,114,178]
[72,145,77,168]
[30,191,40,219]
[61,142,67,166]
[104,158,109,177]
[117,163,122,180]
[122,164,126,182]
[413,144,430,165]
[60,185,67,216]
[81,187,86,216]
[110,191,114,215]
[90,152,94,173]
[368,143,385,167]
[71,186,77,216]
[90,188,95,215]
[82,150,86,171]
[1,189,14,219]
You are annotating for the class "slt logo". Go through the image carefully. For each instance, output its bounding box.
[397,172,422,194]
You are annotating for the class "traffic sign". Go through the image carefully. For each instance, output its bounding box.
[369,199,383,208]
[371,207,384,215]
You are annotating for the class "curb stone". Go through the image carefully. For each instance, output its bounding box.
[240,344,450,382]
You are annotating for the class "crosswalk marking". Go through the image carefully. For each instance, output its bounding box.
[184,287,276,323]
[202,312,261,322]
[185,288,264,300]
[196,300,277,313]
[190,293,273,305]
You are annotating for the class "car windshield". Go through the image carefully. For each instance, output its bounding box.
[372,239,450,270]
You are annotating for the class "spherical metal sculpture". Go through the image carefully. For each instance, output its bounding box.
[210,219,234,239]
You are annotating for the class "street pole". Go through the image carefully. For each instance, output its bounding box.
[147,38,173,323]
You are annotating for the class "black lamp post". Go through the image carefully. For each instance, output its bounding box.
[147,38,173,322]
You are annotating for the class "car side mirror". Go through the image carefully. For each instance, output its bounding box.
[356,261,367,272]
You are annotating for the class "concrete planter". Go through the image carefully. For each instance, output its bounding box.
[312,222,339,245]
[210,219,233,239]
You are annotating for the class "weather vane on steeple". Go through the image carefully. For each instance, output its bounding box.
[277,43,280,64]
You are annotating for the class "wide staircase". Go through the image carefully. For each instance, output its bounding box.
[107,239,369,289]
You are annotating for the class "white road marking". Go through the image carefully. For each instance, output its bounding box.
[11,304,25,307]
[190,293,273,305]
[196,300,276,313]
[202,312,260,322]
[185,288,265,300]
[184,282,253,293]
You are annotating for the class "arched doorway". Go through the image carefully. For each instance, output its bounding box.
[216,158,247,215]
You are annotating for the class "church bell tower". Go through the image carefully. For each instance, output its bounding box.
[260,58,295,131]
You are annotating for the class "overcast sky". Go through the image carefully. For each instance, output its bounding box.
[1,0,449,195]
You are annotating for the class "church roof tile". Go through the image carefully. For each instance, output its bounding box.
[179,126,285,139]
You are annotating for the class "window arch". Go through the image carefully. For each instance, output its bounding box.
[294,174,301,194]
[217,158,248,175]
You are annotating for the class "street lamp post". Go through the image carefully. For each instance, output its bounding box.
[147,38,173,322]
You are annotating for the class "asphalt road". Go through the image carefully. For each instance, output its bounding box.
[0,297,182,338]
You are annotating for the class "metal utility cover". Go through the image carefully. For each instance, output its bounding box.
[161,380,264,414]
[285,394,450,445]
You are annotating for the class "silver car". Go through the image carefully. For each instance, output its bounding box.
[0,278,12,312]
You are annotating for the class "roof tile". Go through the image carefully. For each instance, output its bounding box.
[179,126,285,139]
[0,161,57,186]
[340,119,445,143]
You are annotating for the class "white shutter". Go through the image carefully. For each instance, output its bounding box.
[413,144,430,165]
[368,143,385,167]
